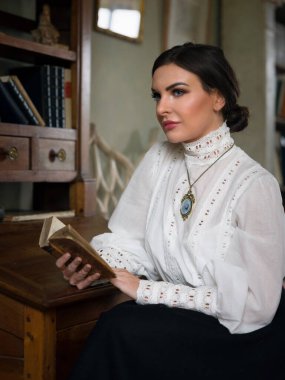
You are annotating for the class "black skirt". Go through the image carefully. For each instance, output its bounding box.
[68,290,285,380]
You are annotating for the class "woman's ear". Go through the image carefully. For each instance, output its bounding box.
[212,90,225,112]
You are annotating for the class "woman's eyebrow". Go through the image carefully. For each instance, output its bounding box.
[151,82,189,93]
[166,82,189,91]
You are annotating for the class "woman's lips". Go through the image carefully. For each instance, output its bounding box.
[162,121,180,131]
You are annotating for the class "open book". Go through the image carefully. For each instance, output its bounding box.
[39,216,115,279]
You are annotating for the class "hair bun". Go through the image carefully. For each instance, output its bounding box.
[226,104,249,132]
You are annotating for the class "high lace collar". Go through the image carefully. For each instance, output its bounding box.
[182,122,234,164]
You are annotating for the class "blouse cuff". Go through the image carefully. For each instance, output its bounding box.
[136,280,218,316]
[97,247,136,272]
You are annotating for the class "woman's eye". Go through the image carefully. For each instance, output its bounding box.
[172,89,185,97]
[151,92,160,102]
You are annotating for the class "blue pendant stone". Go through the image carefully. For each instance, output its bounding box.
[180,191,195,220]
[181,198,192,215]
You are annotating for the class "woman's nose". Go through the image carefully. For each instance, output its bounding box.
[156,96,170,116]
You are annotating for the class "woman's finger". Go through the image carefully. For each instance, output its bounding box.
[69,264,92,285]
[62,257,82,279]
[56,252,71,269]
[75,272,101,290]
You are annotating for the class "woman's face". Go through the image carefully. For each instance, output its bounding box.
[151,63,225,143]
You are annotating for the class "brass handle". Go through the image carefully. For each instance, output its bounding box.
[6,146,18,161]
[49,148,67,162]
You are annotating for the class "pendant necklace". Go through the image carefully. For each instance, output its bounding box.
[180,144,234,221]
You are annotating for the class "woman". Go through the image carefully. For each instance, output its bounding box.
[57,43,285,379]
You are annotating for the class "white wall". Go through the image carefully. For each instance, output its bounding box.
[222,0,268,168]
[90,0,164,162]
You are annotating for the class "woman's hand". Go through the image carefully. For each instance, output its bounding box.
[110,269,140,300]
[56,254,140,297]
[56,253,101,290]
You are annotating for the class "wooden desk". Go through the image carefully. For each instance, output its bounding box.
[0,216,128,380]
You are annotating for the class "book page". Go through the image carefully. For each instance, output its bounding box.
[39,216,115,279]
[39,216,66,248]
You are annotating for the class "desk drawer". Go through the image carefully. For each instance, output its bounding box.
[0,136,29,170]
[37,139,75,171]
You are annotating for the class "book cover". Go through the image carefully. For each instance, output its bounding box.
[0,80,29,124]
[11,75,46,126]
[0,75,45,126]
[50,66,60,128]
[64,68,72,128]
[39,216,116,280]
[57,66,65,128]
[46,66,66,128]
[11,65,54,127]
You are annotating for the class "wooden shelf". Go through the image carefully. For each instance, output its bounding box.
[0,33,76,63]
[0,0,94,216]
[0,123,77,139]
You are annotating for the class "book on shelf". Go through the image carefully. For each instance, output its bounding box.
[11,65,52,127]
[50,66,65,128]
[57,66,66,128]
[10,65,70,129]
[0,80,29,124]
[64,68,72,129]
[11,65,54,127]
[39,216,116,280]
[0,75,45,127]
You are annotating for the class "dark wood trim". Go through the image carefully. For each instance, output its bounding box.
[0,33,76,62]
[0,123,77,139]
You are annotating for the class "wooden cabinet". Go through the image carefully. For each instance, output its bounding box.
[0,0,96,216]
[0,124,77,181]
[37,139,75,172]
[0,135,30,171]
[0,217,129,380]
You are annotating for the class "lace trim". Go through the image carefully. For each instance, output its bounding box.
[98,247,134,272]
[182,122,234,163]
[137,280,217,316]
[188,162,263,262]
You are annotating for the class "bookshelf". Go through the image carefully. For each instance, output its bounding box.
[0,0,96,216]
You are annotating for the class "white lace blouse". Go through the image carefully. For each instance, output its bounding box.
[91,123,285,334]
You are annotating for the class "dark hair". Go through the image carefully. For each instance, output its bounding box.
[152,42,249,132]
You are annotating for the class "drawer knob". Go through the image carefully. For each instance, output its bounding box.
[49,148,67,162]
[6,146,18,161]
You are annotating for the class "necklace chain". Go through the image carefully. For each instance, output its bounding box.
[185,144,234,190]
[180,144,234,221]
